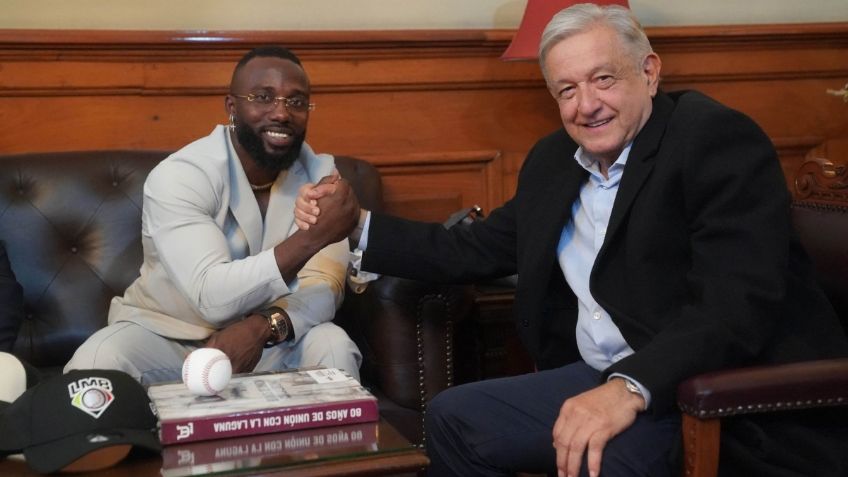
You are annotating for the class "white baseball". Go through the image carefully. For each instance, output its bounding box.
[182,348,232,396]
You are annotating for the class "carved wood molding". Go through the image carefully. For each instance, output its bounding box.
[795,157,848,202]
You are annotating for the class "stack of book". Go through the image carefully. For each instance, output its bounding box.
[147,368,379,445]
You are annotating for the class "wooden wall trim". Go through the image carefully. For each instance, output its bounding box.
[2,24,847,94]
[2,22,846,47]
[2,24,845,100]
[0,28,514,49]
[1,23,847,218]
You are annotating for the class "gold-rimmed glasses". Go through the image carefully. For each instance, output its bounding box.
[231,93,315,113]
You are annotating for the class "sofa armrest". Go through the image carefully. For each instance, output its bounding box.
[677,358,848,477]
[677,358,848,419]
[334,275,472,443]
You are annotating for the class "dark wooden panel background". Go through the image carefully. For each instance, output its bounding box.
[1,24,847,221]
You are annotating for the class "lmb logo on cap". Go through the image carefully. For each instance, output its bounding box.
[68,377,115,419]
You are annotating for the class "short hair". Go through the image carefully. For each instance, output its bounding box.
[538,3,653,83]
[230,46,304,87]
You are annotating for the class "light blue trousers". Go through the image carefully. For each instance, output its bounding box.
[64,321,362,385]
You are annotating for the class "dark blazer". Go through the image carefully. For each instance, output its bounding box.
[363,90,848,414]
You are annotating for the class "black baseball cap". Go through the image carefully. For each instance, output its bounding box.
[0,369,161,473]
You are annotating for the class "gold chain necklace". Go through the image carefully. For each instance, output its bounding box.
[249,181,274,192]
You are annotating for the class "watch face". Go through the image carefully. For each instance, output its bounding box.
[622,379,647,411]
[272,312,288,339]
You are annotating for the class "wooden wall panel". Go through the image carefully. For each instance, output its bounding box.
[1,25,847,219]
[362,151,502,223]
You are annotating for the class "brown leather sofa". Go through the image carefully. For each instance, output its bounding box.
[0,150,472,445]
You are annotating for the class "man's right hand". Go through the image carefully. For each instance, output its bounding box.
[204,314,268,374]
[302,175,360,246]
[295,173,341,230]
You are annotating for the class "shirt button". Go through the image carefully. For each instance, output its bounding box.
[593,311,601,320]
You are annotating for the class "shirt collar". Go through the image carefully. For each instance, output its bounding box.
[573,143,633,181]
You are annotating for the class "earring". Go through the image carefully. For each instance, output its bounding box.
[228,114,235,131]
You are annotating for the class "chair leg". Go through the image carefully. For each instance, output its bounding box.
[681,414,720,477]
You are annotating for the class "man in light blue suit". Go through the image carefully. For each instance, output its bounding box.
[66,47,362,385]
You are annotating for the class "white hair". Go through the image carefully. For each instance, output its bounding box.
[539,3,653,84]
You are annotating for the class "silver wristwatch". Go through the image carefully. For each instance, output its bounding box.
[621,378,648,411]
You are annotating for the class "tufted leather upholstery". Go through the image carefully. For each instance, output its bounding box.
[0,150,471,445]
[0,151,161,367]
[676,152,848,477]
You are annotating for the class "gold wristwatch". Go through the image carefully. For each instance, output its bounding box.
[258,307,289,348]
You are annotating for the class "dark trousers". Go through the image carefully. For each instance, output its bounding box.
[425,362,681,476]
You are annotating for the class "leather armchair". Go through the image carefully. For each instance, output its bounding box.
[677,152,848,477]
[0,150,471,445]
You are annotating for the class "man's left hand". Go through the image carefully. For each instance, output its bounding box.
[552,378,644,477]
[204,315,268,374]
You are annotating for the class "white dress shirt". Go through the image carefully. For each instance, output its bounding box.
[558,144,651,406]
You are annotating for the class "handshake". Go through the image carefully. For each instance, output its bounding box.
[294,170,365,246]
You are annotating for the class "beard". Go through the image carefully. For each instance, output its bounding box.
[234,121,305,173]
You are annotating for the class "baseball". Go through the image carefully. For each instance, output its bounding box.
[182,348,232,396]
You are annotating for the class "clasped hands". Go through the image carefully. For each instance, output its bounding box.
[293,170,361,238]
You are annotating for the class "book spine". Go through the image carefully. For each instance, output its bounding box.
[158,399,379,445]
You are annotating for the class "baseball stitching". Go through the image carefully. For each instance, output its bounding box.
[202,354,229,395]
[182,355,191,385]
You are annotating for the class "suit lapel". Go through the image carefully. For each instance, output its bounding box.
[517,135,586,359]
[519,131,586,261]
[262,165,300,249]
[521,132,586,303]
[536,158,587,263]
[601,92,674,253]
[226,140,264,256]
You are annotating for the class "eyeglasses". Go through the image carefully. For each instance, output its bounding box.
[231,93,315,113]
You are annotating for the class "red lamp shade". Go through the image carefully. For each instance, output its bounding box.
[502,0,630,61]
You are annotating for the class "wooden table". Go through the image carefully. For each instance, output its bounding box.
[0,418,428,476]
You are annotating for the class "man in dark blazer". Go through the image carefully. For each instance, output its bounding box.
[297,4,848,476]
